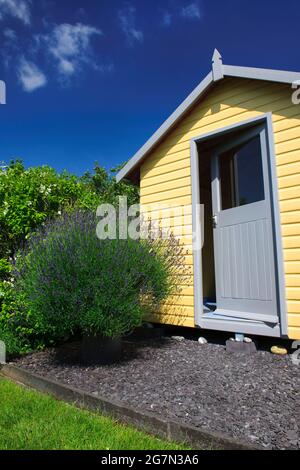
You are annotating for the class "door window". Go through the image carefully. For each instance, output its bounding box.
[219,135,265,210]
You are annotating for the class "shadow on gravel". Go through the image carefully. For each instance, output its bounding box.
[53,337,172,367]
[51,326,295,367]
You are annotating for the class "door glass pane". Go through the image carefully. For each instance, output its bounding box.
[219,135,265,210]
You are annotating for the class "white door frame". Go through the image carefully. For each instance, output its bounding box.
[190,113,288,338]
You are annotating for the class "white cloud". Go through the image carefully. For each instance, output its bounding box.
[2,28,18,69]
[3,28,17,41]
[118,5,143,45]
[18,58,47,92]
[181,3,201,20]
[0,0,31,25]
[41,23,102,78]
[161,2,202,28]
[162,12,172,27]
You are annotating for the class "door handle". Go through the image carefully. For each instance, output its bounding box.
[212,214,218,228]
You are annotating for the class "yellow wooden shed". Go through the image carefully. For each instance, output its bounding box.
[117,50,300,340]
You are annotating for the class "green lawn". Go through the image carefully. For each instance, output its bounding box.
[0,379,189,450]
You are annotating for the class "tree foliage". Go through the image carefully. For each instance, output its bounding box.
[0,160,139,265]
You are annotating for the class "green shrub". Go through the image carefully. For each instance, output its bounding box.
[0,160,139,354]
[0,278,43,356]
[15,211,185,341]
[0,327,21,356]
[0,259,12,281]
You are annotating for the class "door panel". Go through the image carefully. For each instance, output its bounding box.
[211,125,279,323]
[219,219,273,301]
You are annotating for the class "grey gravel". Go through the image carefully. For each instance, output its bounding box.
[13,338,300,450]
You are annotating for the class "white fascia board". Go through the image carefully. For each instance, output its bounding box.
[116,71,214,182]
[223,64,300,84]
[117,63,300,182]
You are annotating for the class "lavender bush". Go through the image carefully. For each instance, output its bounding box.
[14,211,187,342]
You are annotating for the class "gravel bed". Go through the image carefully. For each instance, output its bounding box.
[12,337,300,450]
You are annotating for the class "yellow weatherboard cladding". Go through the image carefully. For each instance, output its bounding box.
[140,77,300,339]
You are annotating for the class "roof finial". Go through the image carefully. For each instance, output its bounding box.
[212,49,224,82]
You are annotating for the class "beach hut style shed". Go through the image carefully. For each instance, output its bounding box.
[117,51,300,340]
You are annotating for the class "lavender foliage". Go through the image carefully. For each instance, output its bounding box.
[15,211,188,341]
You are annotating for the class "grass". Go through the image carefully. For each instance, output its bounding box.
[0,378,189,450]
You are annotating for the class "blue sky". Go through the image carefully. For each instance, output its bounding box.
[0,0,299,175]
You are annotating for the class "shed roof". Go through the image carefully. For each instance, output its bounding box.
[116,50,300,182]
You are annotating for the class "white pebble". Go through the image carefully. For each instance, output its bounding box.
[198,337,208,345]
[244,337,253,343]
[171,336,185,342]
